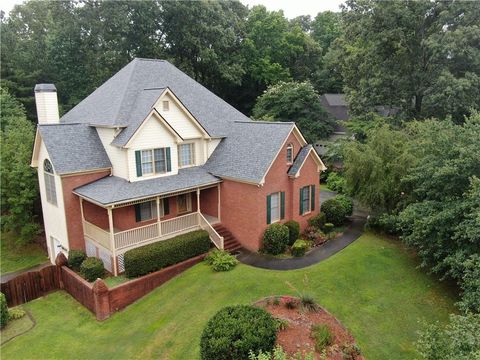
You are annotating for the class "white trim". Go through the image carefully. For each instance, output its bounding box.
[292,148,327,178]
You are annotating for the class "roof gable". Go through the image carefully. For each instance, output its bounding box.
[287,145,327,177]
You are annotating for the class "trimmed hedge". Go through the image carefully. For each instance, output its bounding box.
[322,195,353,226]
[200,305,277,359]
[291,239,309,257]
[68,249,86,271]
[124,230,210,278]
[262,223,289,255]
[80,257,104,282]
[0,292,8,328]
[284,220,300,246]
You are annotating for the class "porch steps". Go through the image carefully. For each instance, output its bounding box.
[212,224,243,253]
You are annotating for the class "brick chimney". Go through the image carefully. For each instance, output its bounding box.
[34,84,60,124]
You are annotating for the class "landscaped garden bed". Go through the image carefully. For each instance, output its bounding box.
[254,296,363,360]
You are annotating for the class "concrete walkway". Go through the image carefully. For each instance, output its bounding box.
[1,262,51,283]
[237,189,368,271]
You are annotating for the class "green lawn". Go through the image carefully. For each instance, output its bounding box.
[1,233,48,274]
[1,233,456,359]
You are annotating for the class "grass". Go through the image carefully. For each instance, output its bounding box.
[1,232,48,274]
[104,275,129,288]
[1,232,456,359]
[0,312,35,345]
[320,183,332,192]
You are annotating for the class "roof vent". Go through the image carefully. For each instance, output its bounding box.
[34,84,60,124]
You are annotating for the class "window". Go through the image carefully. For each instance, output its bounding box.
[267,191,285,224]
[286,144,294,163]
[135,148,171,177]
[300,185,315,215]
[177,193,192,214]
[178,143,195,167]
[43,159,57,205]
[135,200,158,222]
[162,100,169,111]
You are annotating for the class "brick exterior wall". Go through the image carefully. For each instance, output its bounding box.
[220,132,321,251]
[61,170,110,250]
[200,186,219,218]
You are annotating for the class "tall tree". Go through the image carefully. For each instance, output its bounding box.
[336,0,480,121]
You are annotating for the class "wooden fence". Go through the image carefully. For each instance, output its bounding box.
[0,252,206,321]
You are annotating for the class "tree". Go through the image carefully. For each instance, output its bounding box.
[343,125,415,212]
[0,88,40,243]
[252,81,335,142]
[336,0,480,121]
[415,313,480,360]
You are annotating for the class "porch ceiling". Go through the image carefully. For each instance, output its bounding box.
[73,166,220,207]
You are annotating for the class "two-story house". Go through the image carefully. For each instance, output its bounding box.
[31,58,326,275]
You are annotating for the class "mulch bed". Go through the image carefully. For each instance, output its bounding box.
[255,296,364,360]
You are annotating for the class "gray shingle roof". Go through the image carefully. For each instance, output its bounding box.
[61,58,251,145]
[38,124,111,175]
[322,94,346,106]
[204,121,294,184]
[73,167,220,206]
[288,145,313,176]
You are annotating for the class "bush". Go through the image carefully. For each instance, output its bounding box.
[321,197,351,226]
[0,292,8,328]
[284,220,300,246]
[323,223,334,233]
[249,346,314,360]
[124,230,211,278]
[341,343,362,359]
[335,194,353,216]
[68,249,87,271]
[205,249,238,272]
[200,305,277,360]
[8,307,26,320]
[307,212,326,230]
[303,226,327,246]
[299,293,318,312]
[262,223,289,255]
[311,324,332,352]
[80,257,104,282]
[326,172,347,193]
[291,239,309,257]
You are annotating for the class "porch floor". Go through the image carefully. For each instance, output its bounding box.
[203,214,220,225]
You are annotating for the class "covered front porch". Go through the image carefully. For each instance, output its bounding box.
[78,184,223,275]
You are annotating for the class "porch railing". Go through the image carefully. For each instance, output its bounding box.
[114,222,159,250]
[161,213,198,236]
[83,221,111,250]
[198,213,224,250]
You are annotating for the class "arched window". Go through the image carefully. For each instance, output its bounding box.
[286,144,294,164]
[43,159,57,205]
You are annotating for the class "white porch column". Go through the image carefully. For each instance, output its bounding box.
[156,196,162,236]
[196,188,201,213]
[108,207,118,276]
[217,183,221,222]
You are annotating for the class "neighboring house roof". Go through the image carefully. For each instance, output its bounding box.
[73,167,220,206]
[37,124,111,175]
[204,121,295,184]
[61,58,251,141]
[322,93,347,107]
[288,145,327,177]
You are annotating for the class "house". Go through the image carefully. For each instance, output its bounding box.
[31,58,326,275]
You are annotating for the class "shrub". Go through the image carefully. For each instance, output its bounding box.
[249,346,315,360]
[200,305,277,360]
[323,223,334,233]
[307,212,326,230]
[80,257,104,282]
[284,220,300,246]
[311,324,332,352]
[303,226,327,246]
[68,249,86,271]
[204,249,238,272]
[335,194,353,216]
[341,343,362,359]
[322,197,350,226]
[275,318,289,331]
[262,223,289,255]
[0,292,8,328]
[299,293,318,312]
[291,239,309,257]
[8,307,26,320]
[326,172,347,193]
[285,299,298,309]
[124,230,210,278]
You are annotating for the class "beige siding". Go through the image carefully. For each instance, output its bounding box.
[34,92,59,124]
[38,142,69,263]
[96,127,128,179]
[127,114,179,181]
[155,93,203,139]
[207,138,222,158]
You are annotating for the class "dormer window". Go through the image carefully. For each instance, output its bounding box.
[162,100,169,111]
[286,144,294,164]
[178,143,195,168]
[43,159,57,205]
[135,148,171,177]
